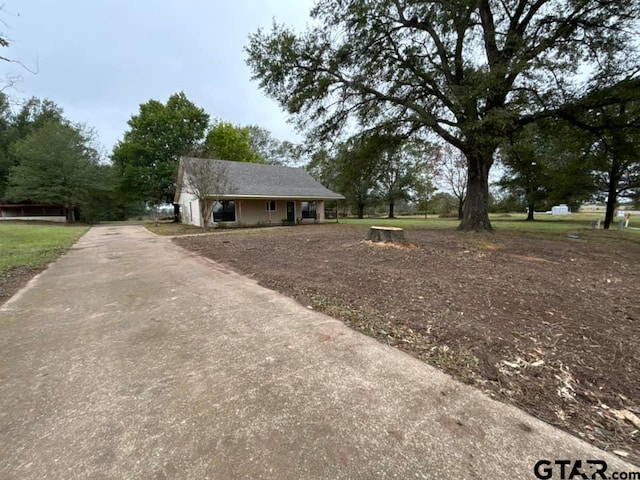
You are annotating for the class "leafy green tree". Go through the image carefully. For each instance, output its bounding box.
[573,103,640,229]
[376,156,414,218]
[205,121,264,163]
[499,120,598,219]
[112,92,209,218]
[489,191,526,214]
[9,97,64,139]
[498,143,549,220]
[375,140,431,218]
[6,121,103,222]
[246,125,299,165]
[306,148,336,188]
[77,163,143,223]
[308,135,388,218]
[0,93,13,196]
[414,179,438,219]
[308,135,434,218]
[0,96,65,197]
[247,0,639,231]
[544,147,598,214]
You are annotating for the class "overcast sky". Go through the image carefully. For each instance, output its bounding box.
[4,1,314,155]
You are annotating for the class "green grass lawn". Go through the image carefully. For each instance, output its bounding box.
[145,222,207,236]
[339,213,640,245]
[144,213,640,245]
[341,212,605,228]
[0,223,89,273]
[341,213,609,229]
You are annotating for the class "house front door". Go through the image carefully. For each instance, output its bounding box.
[286,201,295,224]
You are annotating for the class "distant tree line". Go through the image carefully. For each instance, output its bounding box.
[0,91,297,223]
[2,89,636,227]
[304,113,639,227]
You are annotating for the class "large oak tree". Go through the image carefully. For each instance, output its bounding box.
[246,0,640,231]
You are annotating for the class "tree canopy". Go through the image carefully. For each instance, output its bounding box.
[6,120,103,221]
[498,120,597,219]
[246,125,299,165]
[0,96,65,197]
[375,140,431,218]
[307,136,383,218]
[247,0,640,231]
[205,121,264,163]
[572,102,640,228]
[112,92,209,207]
[307,133,433,218]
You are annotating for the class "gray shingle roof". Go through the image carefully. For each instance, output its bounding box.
[179,157,344,199]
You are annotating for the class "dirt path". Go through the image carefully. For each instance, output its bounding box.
[0,225,635,479]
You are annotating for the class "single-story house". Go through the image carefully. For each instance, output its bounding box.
[0,203,67,222]
[174,157,344,227]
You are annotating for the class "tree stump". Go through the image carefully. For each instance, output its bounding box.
[366,226,407,244]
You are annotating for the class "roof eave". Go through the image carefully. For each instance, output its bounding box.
[205,194,345,200]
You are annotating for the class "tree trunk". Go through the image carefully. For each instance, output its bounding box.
[457,198,464,220]
[66,206,75,223]
[173,203,181,223]
[357,203,365,219]
[527,205,535,221]
[604,105,625,230]
[388,202,395,218]
[458,150,493,232]
[603,163,619,230]
[201,199,214,231]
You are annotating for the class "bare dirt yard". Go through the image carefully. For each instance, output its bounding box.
[174,224,640,462]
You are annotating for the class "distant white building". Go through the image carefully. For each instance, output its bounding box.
[551,204,569,215]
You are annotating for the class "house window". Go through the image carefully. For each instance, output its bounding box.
[301,201,317,219]
[265,200,277,212]
[213,200,236,222]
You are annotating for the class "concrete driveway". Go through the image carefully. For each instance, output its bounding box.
[0,225,635,479]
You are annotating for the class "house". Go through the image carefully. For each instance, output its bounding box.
[0,203,67,222]
[174,157,344,227]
